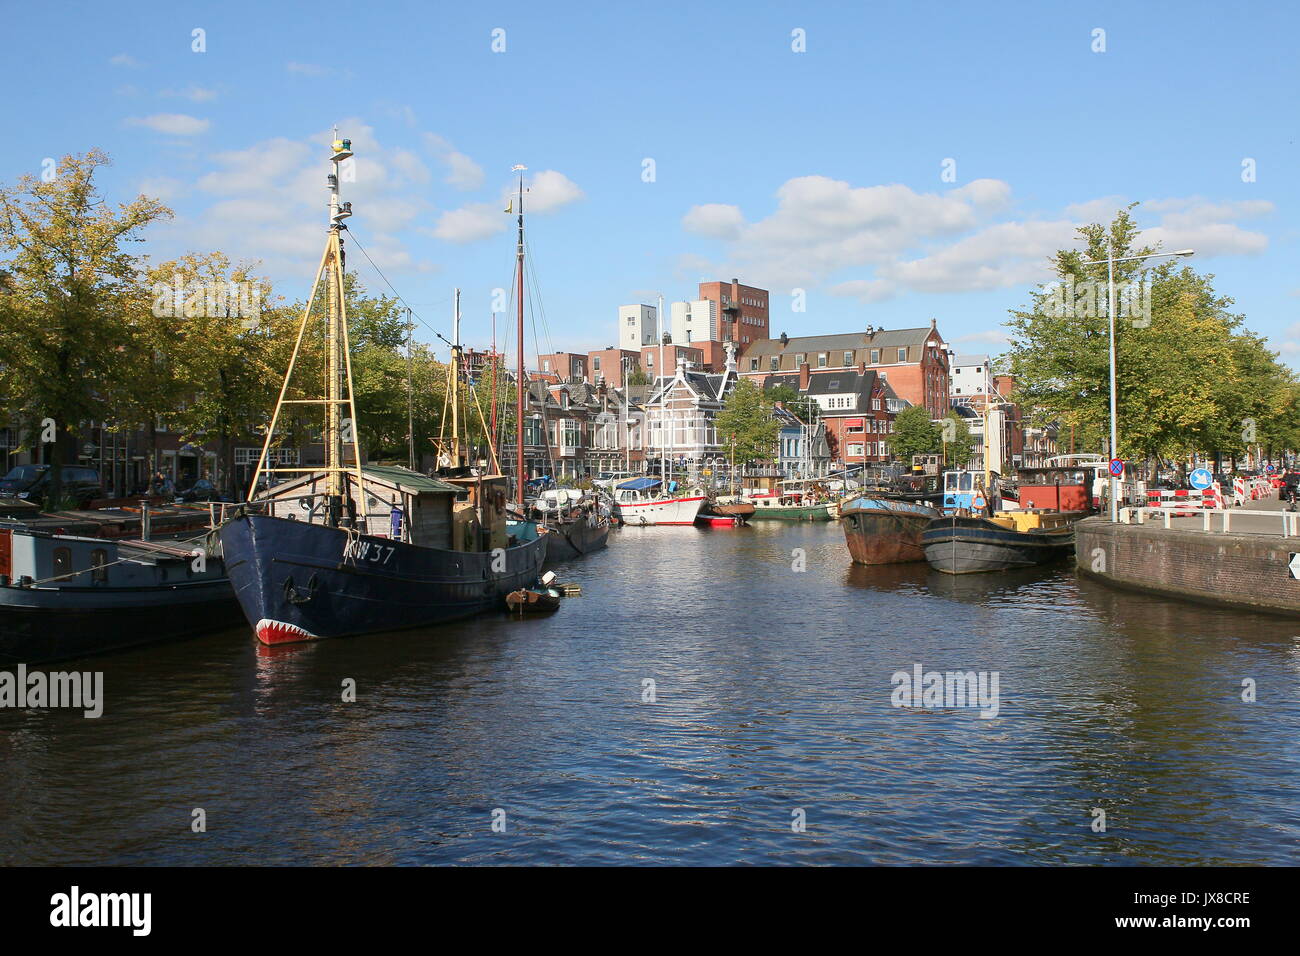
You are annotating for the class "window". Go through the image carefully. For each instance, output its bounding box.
[794,353,805,366]
[593,357,601,371]
[53,547,73,581]
[870,349,880,364]
[542,359,550,371]
[770,356,779,371]
[818,353,828,367]
[898,348,907,362]
[847,443,864,458]
[91,549,108,584]
[750,358,759,371]
[626,317,635,325]
[844,351,853,366]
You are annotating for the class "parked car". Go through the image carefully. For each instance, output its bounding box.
[0,464,102,508]
[176,478,233,503]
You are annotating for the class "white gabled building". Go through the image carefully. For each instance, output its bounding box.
[642,346,739,471]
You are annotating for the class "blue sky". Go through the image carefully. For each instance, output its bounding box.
[9,1,1299,365]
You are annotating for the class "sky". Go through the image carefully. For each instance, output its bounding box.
[7,0,1299,366]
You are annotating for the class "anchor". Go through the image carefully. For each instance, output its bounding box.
[283,572,320,605]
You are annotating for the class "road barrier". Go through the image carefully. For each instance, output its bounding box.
[1145,484,1224,515]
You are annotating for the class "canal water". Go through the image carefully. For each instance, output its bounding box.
[2,521,1298,865]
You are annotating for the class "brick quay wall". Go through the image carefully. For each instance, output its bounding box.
[1075,516,1300,616]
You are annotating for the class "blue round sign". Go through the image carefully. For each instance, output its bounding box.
[1108,458,1124,477]
[1189,468,1213,490]
[1267,464,1276,475]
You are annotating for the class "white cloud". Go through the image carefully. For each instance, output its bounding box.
[828,278,897,303]
[516,170,583,213]
[434,169,583,244]
[110,53,141,68]
[125,113,211,136]
[146,120,438,278]
[683,203,745,240]
[286,61,330,76]
[161,86,218,103]
[953,328,1011,346]
[431,203,504,243]
[139,177,185,202]
[422,133,485,191]
[682,175,1272,301]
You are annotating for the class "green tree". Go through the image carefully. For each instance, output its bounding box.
[889,404,941,462]
[940,411,976,467]
[0,150,171,504]
[1004,205,1282,467]
[149,251,283,497]
[626,364,649,387]
[715,378,779,466]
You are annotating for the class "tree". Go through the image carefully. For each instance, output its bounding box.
[148,252,283,496]
[1004,205,1287,467]
[714,378,779,466]
[626,364,649,387]
[889,404,941,462]
[940,411,976,467]
[0,150,171,505]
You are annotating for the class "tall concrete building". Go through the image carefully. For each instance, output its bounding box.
[619,303,660,352]
[668,299,718,345]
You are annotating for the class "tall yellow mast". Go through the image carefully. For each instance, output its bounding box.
[247,130,365,525]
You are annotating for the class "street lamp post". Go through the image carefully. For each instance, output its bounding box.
[1080,246,1194,520]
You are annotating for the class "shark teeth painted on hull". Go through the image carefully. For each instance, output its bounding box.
[255,619,319,645]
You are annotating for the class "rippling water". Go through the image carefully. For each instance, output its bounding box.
[3,521,1299,865]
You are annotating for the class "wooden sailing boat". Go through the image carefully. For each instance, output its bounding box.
[506,165,609,560]
[217,136,547,645]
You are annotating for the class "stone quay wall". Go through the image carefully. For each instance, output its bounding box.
[1075,516,1300,615]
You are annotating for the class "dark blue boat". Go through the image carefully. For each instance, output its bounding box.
[921,515,1074,574]
[220,507,547,644]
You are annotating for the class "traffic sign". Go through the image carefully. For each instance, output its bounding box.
[1108,458,1124,478]
[1189,468,1213,490]
[1267,464,1276,475]
[1290,553,1300,580]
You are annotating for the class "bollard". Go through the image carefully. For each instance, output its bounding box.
[1164,509,1172,530]
[1137,508,1145,524]
[1224,509,1231,533]
[1203,510,1211,532]
[139,500,151,541]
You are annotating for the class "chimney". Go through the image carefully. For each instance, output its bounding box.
[799,361,810,391]
[857,361,866,375]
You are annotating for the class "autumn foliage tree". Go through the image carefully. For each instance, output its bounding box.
[0,150,171,503]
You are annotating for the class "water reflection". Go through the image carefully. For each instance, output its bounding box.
[1,523,1297,865]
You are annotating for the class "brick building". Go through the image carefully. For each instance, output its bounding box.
[741,320,949,418]
[698,278,769,350]
[586,348,642,389]
[763,365,906,467]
